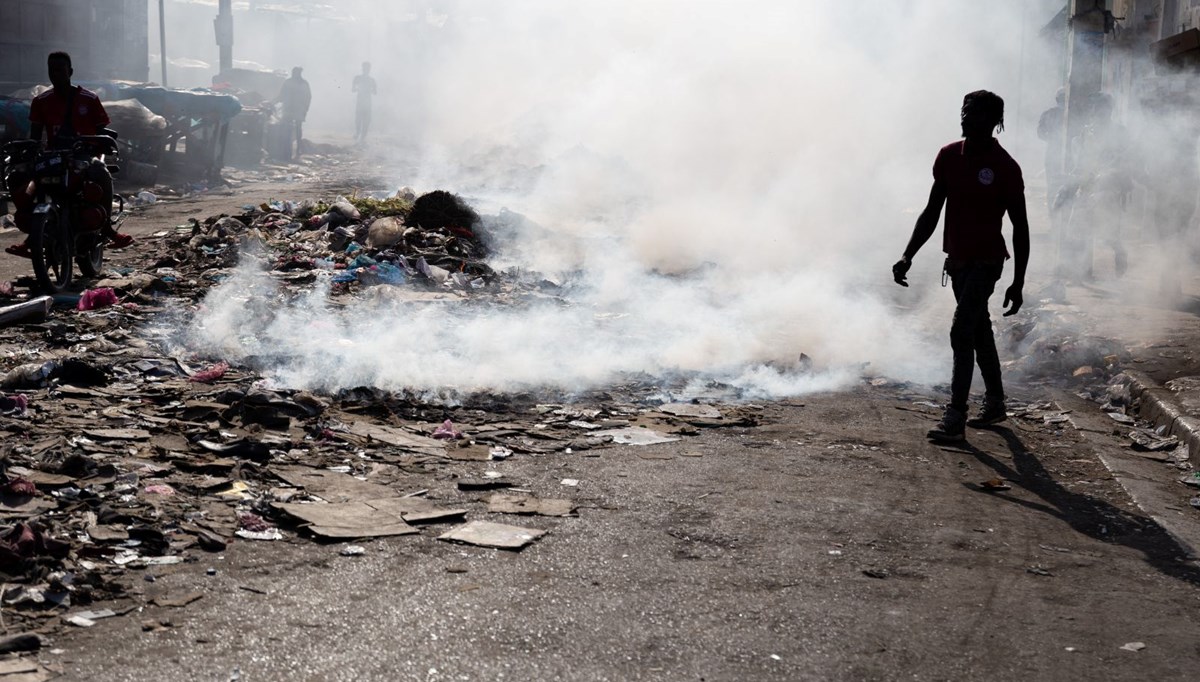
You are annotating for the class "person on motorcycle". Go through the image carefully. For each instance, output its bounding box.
[4,51,133,258]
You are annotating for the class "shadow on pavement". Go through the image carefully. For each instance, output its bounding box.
[960,426,1200,587]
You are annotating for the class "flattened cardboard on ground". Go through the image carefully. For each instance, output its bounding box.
[344,421,447,454]
[87,525,130,542]
[593,427,680,446]
[364,497,468,524]
[658,403,723,419]
[272,466,397,502]
[274,501,418,538]
[487,493,576,517]
[82,428,152,441]
[0,495,57,518]
[438,520,547,550]
[0,657,52,681]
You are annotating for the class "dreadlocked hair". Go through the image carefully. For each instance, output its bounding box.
[961,90,1005,133]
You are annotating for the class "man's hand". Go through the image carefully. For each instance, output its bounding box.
[1003,283,1023,316]
[892,257,911,287]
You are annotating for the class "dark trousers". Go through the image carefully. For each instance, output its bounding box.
[947,260,1005,413]
[355,105,371,140]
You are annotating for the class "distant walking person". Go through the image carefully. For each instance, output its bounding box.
[1037,88,1067,231]
[278,67,311,159]
[352,62,377,144]
[892,90,1031,442]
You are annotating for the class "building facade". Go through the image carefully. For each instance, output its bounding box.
[0,0,148,90]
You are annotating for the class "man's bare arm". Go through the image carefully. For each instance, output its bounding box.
[904,181,947,260]
[893,181,946,286]
[1002,194,1030,315]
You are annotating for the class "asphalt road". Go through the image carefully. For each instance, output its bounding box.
[5,168,1200,681]
[50,387,1200,682]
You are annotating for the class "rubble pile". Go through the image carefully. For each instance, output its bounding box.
[0,190,758,638]
[999,307,1129,388]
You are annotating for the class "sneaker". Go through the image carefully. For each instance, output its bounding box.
[108,233,134,249]
[927,407,966,442]
[967,398,1008,428]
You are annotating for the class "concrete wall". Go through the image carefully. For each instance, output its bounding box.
[0,0,148,89]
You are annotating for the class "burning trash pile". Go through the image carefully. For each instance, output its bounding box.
[0,188,759,641]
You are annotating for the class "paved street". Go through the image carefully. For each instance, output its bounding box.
[54,389,1200,681]
[3,167,1200,681]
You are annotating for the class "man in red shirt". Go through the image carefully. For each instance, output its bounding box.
[5,51,133,258]
[892,90,1031,442]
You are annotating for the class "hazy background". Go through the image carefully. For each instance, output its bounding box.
[177,1,1073,397]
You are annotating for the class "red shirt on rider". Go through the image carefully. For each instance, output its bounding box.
[29,85,109,141]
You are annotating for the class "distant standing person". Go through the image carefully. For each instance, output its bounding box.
[278,67,311,159]
[1037,88,1066,230]
[352,62,377,144]
[892,90,1031,443]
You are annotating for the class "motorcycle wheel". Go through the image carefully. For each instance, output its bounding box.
[77,238,104,278]
[29,205,74,294]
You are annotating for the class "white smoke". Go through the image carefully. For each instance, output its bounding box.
[186,1,1065,398]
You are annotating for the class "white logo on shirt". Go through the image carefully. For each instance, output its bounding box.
[978,168,995,185]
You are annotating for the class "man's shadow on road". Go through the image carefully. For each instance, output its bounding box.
[952,426,1200,586]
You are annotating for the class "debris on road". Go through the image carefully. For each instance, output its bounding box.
[487,493,576,517]
[0,189,760,638]
[438,520,546,550]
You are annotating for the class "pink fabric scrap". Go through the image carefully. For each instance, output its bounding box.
[0,281,14,297]
[238,512,274,532]
[143,484,176,496]
[77,287,119,311]
[0,394,28,414]
[431,419,464,440]
[190,361,230,383]
[1,476,38,497]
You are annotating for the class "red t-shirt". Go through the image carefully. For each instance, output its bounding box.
[28,86,109,141]
[933,138,1023,261]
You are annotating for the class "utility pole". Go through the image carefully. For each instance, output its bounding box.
[158,0,168,86]
[1062,0,1108,171]
[215,0,234,74]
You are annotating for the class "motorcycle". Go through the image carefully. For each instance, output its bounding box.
[2,133,121,293]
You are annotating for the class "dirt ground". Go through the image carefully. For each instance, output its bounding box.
[1,168,1199,681]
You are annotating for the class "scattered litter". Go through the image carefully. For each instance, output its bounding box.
[339,545,367,556]
[275,501,418,538]
[979,478,1012,492]
[189,361,230,383]
[1119,642,1146,652]
[432,419,464,440]
[658,403,722,419]
[152,593,204,608]
[560,478,580,487]
[76,288,119,311]
[594,427,681,446]
[487,493,576,517]
[0,296,53,326]
[438,521,546,550]
[1129,429,1179,452]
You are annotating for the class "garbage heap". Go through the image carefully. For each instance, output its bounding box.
[0,189,758,639]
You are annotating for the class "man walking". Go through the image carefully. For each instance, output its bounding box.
[352,62,377,144]
[892,90,1031,442]
[278,67,311,159]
